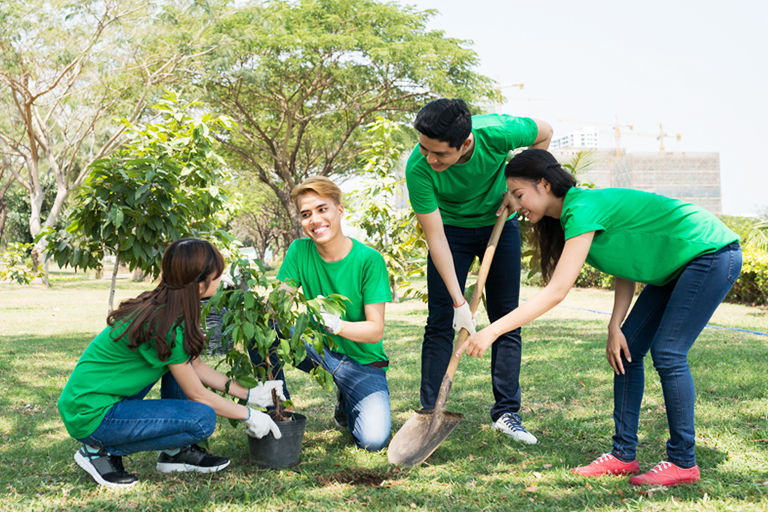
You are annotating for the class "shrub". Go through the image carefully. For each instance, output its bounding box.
[726,245,768,305]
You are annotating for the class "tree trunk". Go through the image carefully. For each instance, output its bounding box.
[108,254,121,314]
[390,276,400,303]
[132,267,146,281]
[0,202,6,243]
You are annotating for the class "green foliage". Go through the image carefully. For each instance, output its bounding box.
[726,245,768,305]
[746,219,768,253]
[203,0,499,239]
[560,149,597,189]
[0,242,46,284]
[349,118,427,301]
[41,91,238,279]
[0,180,67,246]
[204,257,346,422]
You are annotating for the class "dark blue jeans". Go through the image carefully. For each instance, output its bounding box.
[611,242,742,468]
[76,370,216,456]
[248,340,391,452]
[422,218,522,421]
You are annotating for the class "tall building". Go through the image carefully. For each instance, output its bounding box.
[550,127,599,151]
[551,149,722,214]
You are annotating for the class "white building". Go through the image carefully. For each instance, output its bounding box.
[550,127,599,151]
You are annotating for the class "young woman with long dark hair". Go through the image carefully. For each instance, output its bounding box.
[458,149,741,487]
[59,238,285,488]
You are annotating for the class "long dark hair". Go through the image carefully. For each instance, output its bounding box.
[505,149,576,283]
[107,238,225,361]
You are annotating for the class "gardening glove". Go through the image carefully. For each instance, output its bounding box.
[316,295,343,334]
[452,300,478,336]
[242,407,282,439]
[247,380,287,408]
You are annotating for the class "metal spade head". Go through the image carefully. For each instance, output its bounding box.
[387,408,464,467]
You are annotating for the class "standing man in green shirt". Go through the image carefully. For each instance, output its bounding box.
[248,176,393,451]
[405,98,552,443]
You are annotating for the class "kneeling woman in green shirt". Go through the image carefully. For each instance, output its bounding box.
[58,239,286,488]
[459,149,741,487]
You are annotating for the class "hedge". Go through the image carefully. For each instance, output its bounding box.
[523,245,768,306]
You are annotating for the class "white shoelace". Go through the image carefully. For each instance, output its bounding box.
[650,461,672,473]
[593,453,614,464]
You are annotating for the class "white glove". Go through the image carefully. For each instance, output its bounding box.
[452,300,478,336]
[247,381,286,408]
[243,407,282,439]
[316,295,343,334]
[220,272,235,288]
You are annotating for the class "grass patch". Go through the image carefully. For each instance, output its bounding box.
[1,281,767,511]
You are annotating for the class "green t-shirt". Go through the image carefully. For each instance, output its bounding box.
[58,321,190,439]
[561,187,740,286]
[405,114,539,227]
[277,238,392,367]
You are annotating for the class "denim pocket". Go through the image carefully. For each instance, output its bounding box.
[727,243,743,285]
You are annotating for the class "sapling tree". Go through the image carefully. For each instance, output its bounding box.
[205,257,347,423]
[41,91,237,311]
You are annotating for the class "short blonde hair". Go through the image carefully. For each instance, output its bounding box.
[291,176,343,210]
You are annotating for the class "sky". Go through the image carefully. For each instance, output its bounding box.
[402,0,768,216]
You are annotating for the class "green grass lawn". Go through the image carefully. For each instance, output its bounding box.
[1,279,767,511]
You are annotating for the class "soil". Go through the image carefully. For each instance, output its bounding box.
[316,468,403,487]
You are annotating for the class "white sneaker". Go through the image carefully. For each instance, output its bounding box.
[493,412,537,444]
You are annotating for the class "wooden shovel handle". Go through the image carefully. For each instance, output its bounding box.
[444,206,509,380]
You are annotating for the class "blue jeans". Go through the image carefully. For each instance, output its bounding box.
[76,370,216,456]
[611,242,742,468]
[422,219,522,421]
[249,341,391,452]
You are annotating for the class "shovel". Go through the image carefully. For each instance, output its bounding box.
[388,207,509,467]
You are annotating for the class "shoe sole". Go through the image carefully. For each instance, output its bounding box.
[573,469,641,477]
[492,424,538,445]
[156,460,231,474]
[74,451,137,489]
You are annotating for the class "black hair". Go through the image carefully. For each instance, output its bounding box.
[505,149,577,282]
[413,98,472,149]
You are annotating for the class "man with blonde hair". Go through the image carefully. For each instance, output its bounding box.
[249,176,393,451]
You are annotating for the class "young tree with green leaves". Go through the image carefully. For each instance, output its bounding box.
[349,118,426,302]
[42,92,237,311]
[201,0,499,240]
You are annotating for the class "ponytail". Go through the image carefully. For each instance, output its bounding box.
[505,149,576,282]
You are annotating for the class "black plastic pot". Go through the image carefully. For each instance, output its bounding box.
[247,412,307,469]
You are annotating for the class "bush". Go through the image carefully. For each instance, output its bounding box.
[726,245,768,305]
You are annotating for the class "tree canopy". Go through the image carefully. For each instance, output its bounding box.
[202,0,499,239]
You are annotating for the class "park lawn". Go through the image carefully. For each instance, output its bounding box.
[0,279,767,511]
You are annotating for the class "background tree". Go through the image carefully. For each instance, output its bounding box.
[348,118,426,302]
[0,0,218,270]
[42,92,237,311]
[201,0,499,241]
[230,177,293,263]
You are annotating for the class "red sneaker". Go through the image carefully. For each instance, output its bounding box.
[629,461,700,487]
[571,453,640,476]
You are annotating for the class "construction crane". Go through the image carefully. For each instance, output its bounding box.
[656,123,681,152]
[625,123,681,152]
[556,116,633,156]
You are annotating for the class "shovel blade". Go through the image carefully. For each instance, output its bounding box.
[387,409,464,467]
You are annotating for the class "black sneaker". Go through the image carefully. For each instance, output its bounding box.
[333,388,348,428]
[74,446,138,488]
[156,445,230,473]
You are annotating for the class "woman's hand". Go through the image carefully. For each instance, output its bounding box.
[456,327,499,358]
[606,324,631,375]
